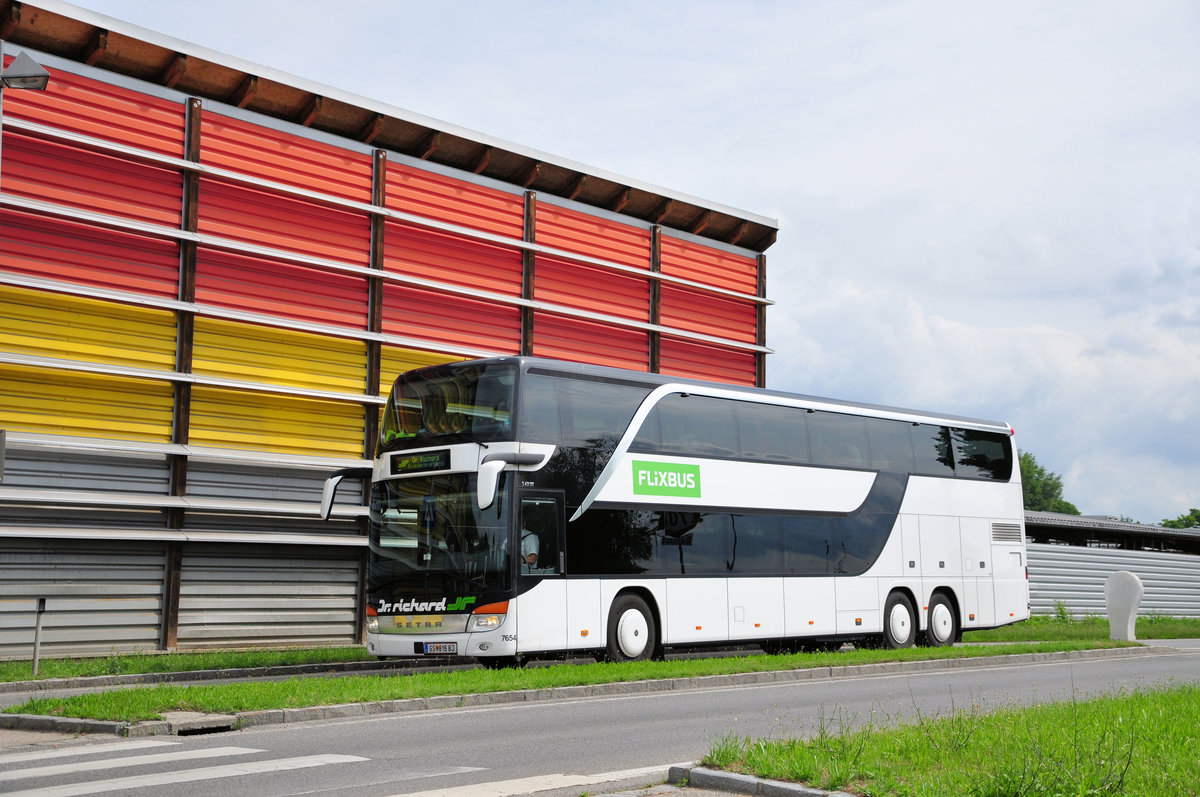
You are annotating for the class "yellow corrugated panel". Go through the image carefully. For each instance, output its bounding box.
[189,386,365,457]
[378,346,460,398]
[192,318,366,394]
[0,365,174,441]
[0,285,176,370]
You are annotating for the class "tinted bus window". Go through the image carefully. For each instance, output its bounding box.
[952,429,1013,481]
[520,374,649,448]
[652,395,738,457]
[734,402,809,463]
[808,412,869,468]
[865,418,915,473]
[911,424,956,476]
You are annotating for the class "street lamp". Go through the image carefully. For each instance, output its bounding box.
[2,49,51,90]
[0,42,50,189]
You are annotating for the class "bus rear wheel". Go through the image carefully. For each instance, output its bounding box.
[922,593,958,647]
[606,594,656,662]
[883,592,916,648]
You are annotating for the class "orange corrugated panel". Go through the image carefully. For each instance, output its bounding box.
[660,235,759,294]
[0,209,179,298]
[197,178,370,266]
[659,336,757,386]
[3,133,181,227]
[384,222,522,296]
[531,313,648,371]
[381,284,521,354]
[659,284,758,344]
[1,60,184,156]
[195,246,367,330]
[534,255,649,321]
[535,203,651,270]
[386,163,524,238]
[200,113,372,203]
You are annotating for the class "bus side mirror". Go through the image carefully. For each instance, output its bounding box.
[320,467,372,520]
[477,460,506,510]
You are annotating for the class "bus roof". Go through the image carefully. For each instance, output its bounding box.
[400,356,1014,434]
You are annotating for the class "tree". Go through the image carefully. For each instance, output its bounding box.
[1019,451,1080,514]
[1162,509,1200,529]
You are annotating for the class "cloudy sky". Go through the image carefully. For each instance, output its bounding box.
[63,0,1199,524]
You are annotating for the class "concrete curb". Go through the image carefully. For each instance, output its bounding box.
[0,657,426,695]
[669,765,854,796]
[0,646,1165,738]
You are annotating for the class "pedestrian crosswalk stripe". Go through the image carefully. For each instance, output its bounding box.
[0,746,262,782]
[0,740,180,765]
[5,753,367,797]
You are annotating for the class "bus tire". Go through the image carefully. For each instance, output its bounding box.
[606,594,656,662]
[478,655,523,669]
[923,593,958,647]
[883,592,916,648]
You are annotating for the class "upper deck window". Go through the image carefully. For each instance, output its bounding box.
[380,362,517,452]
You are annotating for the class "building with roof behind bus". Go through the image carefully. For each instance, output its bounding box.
[0,0,778,658]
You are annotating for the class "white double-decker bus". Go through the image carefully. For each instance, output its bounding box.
[322,357,1029,666]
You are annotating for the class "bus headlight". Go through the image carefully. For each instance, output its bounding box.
[366,605,379,634]
[468,600,508,633]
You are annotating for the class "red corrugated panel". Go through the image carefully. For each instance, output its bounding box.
[200,113,372,203]
[384,222,522,296]
[536,203,650,270]
[1,59,184,156]
[535,256,649,321]
[197,178,370,266]
[3,133,181,227]
[531,313,648,371]
[659,336,757,386]
[659,284,758,344]
[660,235,759,294]
[381,284,521,353]
[386,163,524,238]
[195,246,368,329]
[0,209,178,298]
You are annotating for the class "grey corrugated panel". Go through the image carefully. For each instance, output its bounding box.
[0,447,170,494]
[0,539,165,660]
[179,514,363,535]
[1028,543,1200,617]
[176,543,360,649]
[0,506,168,529]
[186,459,363,504]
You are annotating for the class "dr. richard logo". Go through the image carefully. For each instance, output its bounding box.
[632,460,702,498]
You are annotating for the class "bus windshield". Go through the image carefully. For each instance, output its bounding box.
[369,474,512,593]
[380,361,517,451]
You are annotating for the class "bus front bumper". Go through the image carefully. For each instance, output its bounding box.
[366,629,516,659]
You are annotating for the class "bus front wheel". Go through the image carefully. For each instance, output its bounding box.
[883,592,916,648]
[606,594,656,662]
[922,593,958,647]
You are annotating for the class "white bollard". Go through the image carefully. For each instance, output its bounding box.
[1105,570,1143,641]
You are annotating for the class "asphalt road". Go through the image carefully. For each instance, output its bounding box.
[3,641,1199,796]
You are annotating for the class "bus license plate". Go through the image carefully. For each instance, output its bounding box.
[423,642,457,655]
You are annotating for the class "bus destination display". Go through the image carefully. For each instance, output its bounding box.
[390,450,451,476]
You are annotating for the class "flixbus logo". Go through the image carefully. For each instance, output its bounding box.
[377,596,476,613]
[632,461,701,498]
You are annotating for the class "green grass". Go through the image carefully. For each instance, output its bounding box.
[4,641,1126,723]
[0,647,373,683]
[704,683,1200,795]
[962,612,1200,643]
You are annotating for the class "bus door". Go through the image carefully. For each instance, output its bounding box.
[513,490,566,653]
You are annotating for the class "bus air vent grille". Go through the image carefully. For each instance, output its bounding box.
[991,522,1023,543]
